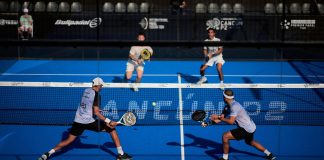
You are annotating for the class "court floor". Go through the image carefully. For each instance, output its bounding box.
[0,59,324,160]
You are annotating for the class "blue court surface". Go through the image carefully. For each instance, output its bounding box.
[0,59,324,160]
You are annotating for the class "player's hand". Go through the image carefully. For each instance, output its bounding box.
[137,59,143,64]
[210,114,221,123]
[201,122,208,127]
[107,121,118,128]
[219,114,225,120]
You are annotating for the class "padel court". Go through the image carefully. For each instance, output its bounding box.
[0,60,323,160]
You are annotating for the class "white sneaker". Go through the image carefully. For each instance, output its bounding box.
[220,82,225,90]
[197,76,207,84]
[132,84,139,92]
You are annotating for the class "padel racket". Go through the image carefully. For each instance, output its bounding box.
[117,112,136,126]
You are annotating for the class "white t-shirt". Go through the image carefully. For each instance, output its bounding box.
[230,100,256,133]
[128,46,153,65]
[74,88,100,124]
[203,37,223,57]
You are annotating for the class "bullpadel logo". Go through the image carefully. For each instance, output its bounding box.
[55,18,102,28]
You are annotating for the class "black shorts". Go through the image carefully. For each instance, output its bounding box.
[70,120,115,136]
[230,127,254,144]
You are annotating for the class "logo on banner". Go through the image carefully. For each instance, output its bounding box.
[0,19,18,26]
[55,18,102,28]
[281,19,315,30]
[206,17,243,30]
[139,17,168,30]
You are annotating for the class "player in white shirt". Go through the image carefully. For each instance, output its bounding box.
[38,77,132,160]
[197,28,225,90]
[206,89,276,160]
[124,32,153,91]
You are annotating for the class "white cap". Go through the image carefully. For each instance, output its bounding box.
[92,77,105,86]
[23,8,28,13]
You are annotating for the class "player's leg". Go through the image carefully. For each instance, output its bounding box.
[38,134,78,160]
[124,62,134,83]
[135,66,143,83]
[131,66,143,91]
[18,26,24,39]
[247,140,276,160]
[104,123,132,159]
[27,26,33,38]
[216,63,225,90]
[197,65,208,84]
[53,134,78,151]
[222,131,236,159]
[216,63,224,82]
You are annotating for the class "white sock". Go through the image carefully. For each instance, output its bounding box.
[48,149,55,156]
[264,149,271,156]
[220,80,224,83]
[117,146,124,155]
[223,153,228,159]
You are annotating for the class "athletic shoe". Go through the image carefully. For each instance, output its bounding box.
[132,84,139,92]
[38,152,49,160]
[197,76,207,84]
[265,153,276,160]
[116,153,132,160]
[220,81,225,90]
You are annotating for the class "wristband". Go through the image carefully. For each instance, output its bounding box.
[104,118,111,124]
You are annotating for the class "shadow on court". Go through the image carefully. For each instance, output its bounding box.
[178,72,200,83]
[243,77,262,100]
[167,133,263,159]
[50,130,117,159]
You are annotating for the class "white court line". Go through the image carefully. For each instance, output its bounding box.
[178,74,185,160]
[1,73,324,78]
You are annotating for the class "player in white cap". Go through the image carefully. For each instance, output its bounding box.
[38,77,132,160]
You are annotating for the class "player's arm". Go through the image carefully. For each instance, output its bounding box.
[220,115,236,124]
[215,47,223,55]
[203,49,208,57]
[29,16,33,25]
[92,93,117,127]
[129,48,143,64]
[19,16,23,26]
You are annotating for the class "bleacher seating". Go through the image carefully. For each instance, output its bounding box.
[195,3,207,14]
[34,1,46,12]
[127,2,138,13]
[264,3,275,14]
[233,3,244,14]
[290,3,301,14]
[1,1,324,16]
[58,2,70,12]
[0,1,8,12]
[47,2,58,12]
[276,3,288,14]
[115,2,126,13]
[71,2,82,13]
[220,3,232,14]
[208,3,219,14]
[9,1,20,12]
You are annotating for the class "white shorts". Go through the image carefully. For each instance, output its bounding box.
[126,62,144,72]
[204,55,225,67]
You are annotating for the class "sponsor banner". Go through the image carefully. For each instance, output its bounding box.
[0,19,18,25]
[206,17,243,30]
[139,17,168,30]
[281,19,316,30]
[54,17,102,28]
